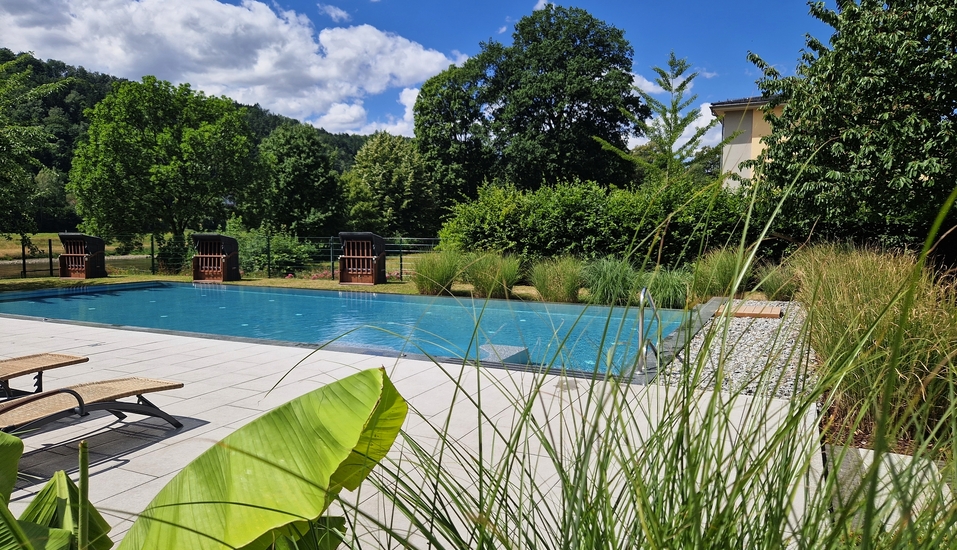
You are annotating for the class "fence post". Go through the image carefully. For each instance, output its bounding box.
[48,239,54,277]
[329,236,335,280]
[20,238,26,278]
[266,234,272,279]
[399,239,403,281]
[150,235,156,274]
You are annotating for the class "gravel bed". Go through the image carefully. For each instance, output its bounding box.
[659,300,816,400]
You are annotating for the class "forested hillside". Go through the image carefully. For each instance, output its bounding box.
[0,48,368,233]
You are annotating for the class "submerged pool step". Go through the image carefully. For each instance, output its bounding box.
[479,344,530,365]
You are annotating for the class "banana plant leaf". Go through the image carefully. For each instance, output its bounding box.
[17,472,112,550]
[0,433,22,507]
[270,517,346,550]
[0,433,73,550]
[0,505,71,550]
[118,367,407,550]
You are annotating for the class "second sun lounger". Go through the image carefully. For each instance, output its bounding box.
[0,377,184,434]
[0,353,89,398]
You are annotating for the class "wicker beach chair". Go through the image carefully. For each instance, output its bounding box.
[0,377,184,433]
[0,353,89,398]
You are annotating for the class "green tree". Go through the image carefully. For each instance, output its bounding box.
[69,76,258,268]
[414,5,648,193]
[414,63,494,202]
[0,54,65,239]
[631,52,724,186]
[748,0,957,250]
[249,123,342,236]
[345,132,441,236]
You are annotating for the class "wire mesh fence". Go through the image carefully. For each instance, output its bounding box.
[0,234,439,280]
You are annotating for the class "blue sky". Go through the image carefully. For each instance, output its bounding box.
[0,0,834,143]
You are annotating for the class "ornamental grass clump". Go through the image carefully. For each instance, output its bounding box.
[529,256,583,303]
[461,252,521,299]
[411,250,461,295]
[582,256,640,306]
[790,244,957,446]
[754,260,799,301]
[637,267,691,309]
[690,246,753,300]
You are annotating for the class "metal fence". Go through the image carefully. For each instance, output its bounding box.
[0,235,439,280]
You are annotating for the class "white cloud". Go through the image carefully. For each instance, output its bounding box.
[497,25,507,34]
[360,87,418,136]
[687,103,722,149]
[317,3,350,23]
[0,0,457,132]
[632,73,665,94]
[314,102,367,132]
[698,69,718,79]
[533,0,551,10]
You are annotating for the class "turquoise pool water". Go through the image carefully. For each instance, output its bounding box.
[0,283,686,375]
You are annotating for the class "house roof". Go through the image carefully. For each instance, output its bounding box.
[709,95,783,117]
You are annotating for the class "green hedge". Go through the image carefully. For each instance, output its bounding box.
[439,179,743,267]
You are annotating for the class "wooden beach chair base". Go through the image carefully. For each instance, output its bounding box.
[0,377,184,434]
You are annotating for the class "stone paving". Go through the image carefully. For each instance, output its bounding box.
[0,315,822,546]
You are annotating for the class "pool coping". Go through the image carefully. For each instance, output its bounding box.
[0,282,719,385]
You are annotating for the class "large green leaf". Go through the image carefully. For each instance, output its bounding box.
[0,433,23,505]
[0,490,72,550]
[17,472,112,550]
[118,367,407,550]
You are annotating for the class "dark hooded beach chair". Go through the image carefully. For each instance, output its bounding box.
[338,232,387,285]
[192,233,241,282]
[58,233,107,279]
[0,377,184,433]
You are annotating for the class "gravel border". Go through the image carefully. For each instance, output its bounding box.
[659,299,816,400]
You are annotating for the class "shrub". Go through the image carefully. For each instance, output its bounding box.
[690,246,753,300]
[411,250,462,295]
[582,256,639,306]
[529,257,583,303]
[440,179,745,267]
[461,252,522,299]
[223,218,316,275]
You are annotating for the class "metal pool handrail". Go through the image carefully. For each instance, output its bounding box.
[635,287,663,374]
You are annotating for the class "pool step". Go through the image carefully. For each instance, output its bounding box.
[479,344,530,365]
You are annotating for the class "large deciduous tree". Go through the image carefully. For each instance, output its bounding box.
[749,0,957,250]
[247,123,342,236]
[344,132,441,237]
[69,76,257,267]
[0,54,67,239]
[414,5,648,194]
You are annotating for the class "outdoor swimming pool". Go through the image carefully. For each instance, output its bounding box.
[0,283,686,375]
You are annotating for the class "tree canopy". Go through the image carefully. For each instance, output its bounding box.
[247,123,342,236]
[631,52,723,186]
[0,54,66,238]
[414,5,648,195]
[69,76,257,264]
[749,0,957,250]
[345,132,442,237]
